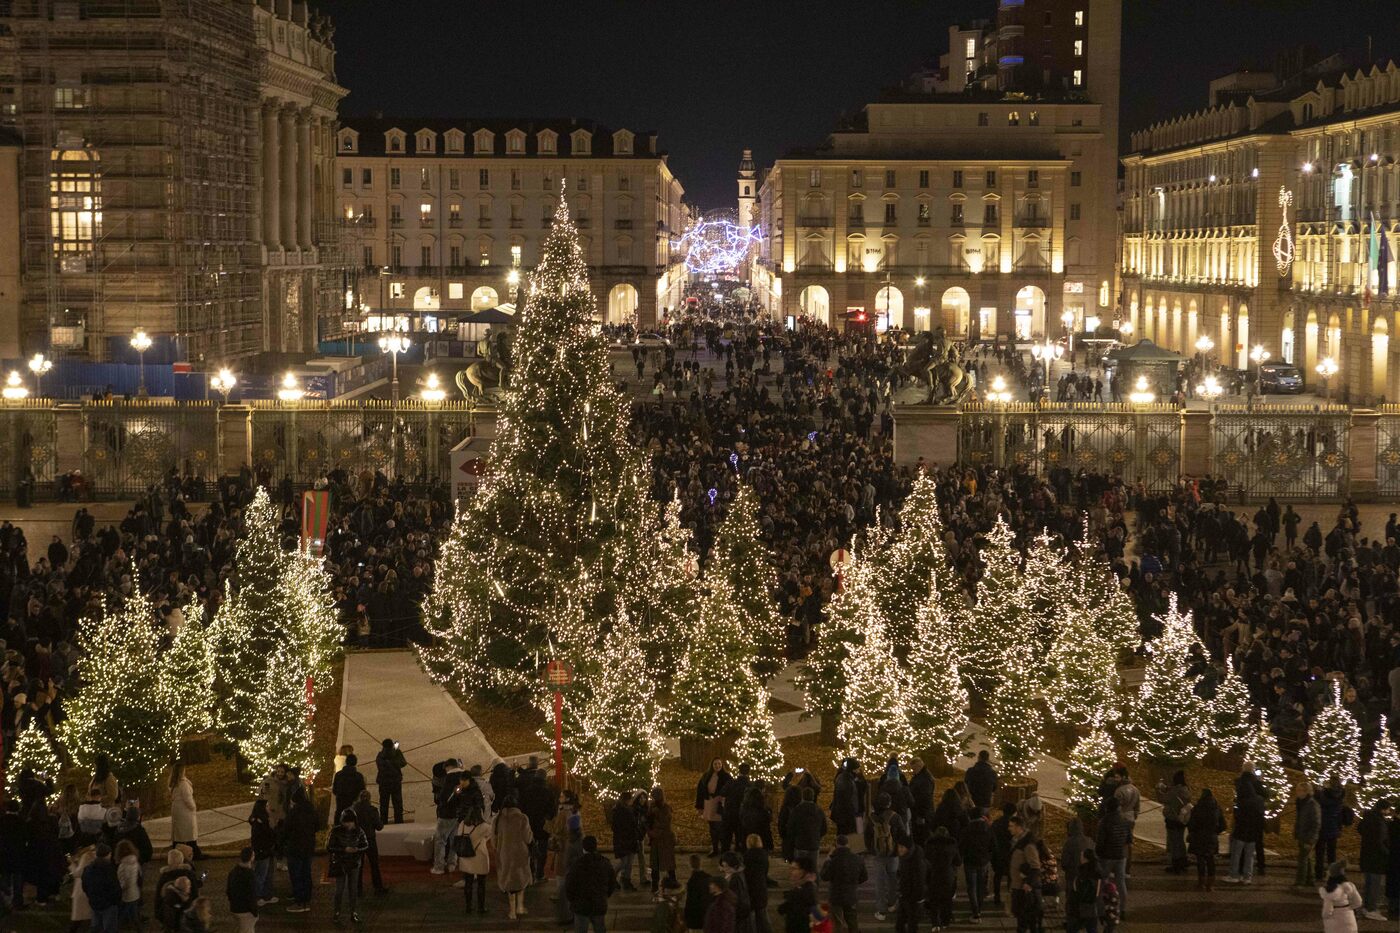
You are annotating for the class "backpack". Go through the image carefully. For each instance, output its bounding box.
[872,813,894,856]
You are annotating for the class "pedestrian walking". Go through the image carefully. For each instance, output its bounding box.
[1187,788,1226,891]
[375,739,406,825]
[565,834,618,933]
[494,792,535,920]
[327,809,368,924]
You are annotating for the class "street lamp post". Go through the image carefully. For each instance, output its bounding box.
[987,374,1013,467]
[210,368,237,405]
[28,354,52,398]
[1316,356,1339,403]
[1029,340,1064,401]
[1194,334,1215,389]
[1062,310,1076,357]
[378,333,411,407]
[130,329,152,398]
[1249,344,1270,404]
[2,371,29,401]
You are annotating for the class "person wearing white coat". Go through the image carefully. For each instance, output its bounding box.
[69,846,95,926]
[170,763,202,859]
[457,804,494,916]
[1319,860,1363,933]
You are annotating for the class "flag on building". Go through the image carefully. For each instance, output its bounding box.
[1368,213,1381,302]
[1382,223,1392,296]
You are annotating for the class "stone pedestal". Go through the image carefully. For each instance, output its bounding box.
[1348,409,1379,501]
[1180,408,1212,477]
[892,405,960,468]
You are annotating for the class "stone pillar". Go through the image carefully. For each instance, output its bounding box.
[1180,408,1213,478]
[262,103,281,250]
[892,405,961,468]
[297,109,314,249]
[279,106,298,251]
[1349,408,1379,500]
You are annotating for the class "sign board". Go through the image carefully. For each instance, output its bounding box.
[450,436,490,504]
[829,548,851,571]
[301,490,331,556]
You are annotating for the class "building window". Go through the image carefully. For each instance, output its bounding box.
[420,167,431,189]
[885,169,896,188]
[419,202,432,220]
[884,202,897,223]
[448,169,460,190]
[984,203,998,225]
[390,168,401,189]
[450,245,462,267]
[1028,170,1039,188]
[362,168,372,185]
[1029,111,1040,126]
[478,202,490,222]
[1070,203,1081,220]
[986,170,997,187]
[543,171,554,190]
[809,168,821,187]
[479,169,490,189]
[918,170,929,188]
[965,37,976,58]
[389,203,402,224]
[362,245,374,267]
[341,168,352,188]
[849,201,864,224]
[1073,69,1084,87]
[951,203,964,225]
[953,170,964,188]
[389,137,402,152]
[1008,111,1020,126]
[577,175,588,191]
[918,203,930,223]
[1074,9,1084,26]
[1071,171,1082,186]
[421,245,432,267]
[50,148,101,267]
[449,203,461,221]
[977,112,989,127]
[391,244,402,268]
[851,169,863,188]
[511,169,521,190]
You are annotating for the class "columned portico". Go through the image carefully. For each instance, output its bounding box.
[279,106,298,251]
[297,108,314,250]
[262,103,281,250]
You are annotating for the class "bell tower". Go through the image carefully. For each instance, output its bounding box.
[737,148,757,228]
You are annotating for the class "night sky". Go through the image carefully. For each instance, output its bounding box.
[319,0,1400,209]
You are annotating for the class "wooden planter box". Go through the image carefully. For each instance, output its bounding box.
[679,734,737,772]
[998,778,1039,805]
[1203,749,1245,773]
[180,735,213,766]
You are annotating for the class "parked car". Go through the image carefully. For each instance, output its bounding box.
[1258,361,1304,394]
[634,332,670,348]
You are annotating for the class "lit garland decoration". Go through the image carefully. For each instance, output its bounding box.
[676,214,763,277]
[1357,719,1400,813]
[796,535,886,722]
[670,571,766,741]
[7,720,61,795]
[60,586,183,788]
[241,644,319,782]
[874,473,961,656]
[710,485,784,675]
[1299,679,1362,787]
[571,619,668,803]
[1064,719,1118,819]
[1272,187,1295,276]
[905,581,970,767]
[162,602,216,736]
[957,516,1036,693]
[418,191,656,699]
[1207,657,1255,755]
[983,638,1045,783]
[731,687,786,783]
[1245,713,1291,820]
[283,545,345,691]
[837,599,917,769]
[1120,594,1208,762]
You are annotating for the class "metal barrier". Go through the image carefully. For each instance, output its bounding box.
[0,402,58,496]
[958,402,1183,492]
[1212,404,1350,500]
[82,401,220,496]
[1379,406,1400,498]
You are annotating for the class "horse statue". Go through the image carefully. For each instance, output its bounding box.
[455,328,513,400]
[896,329,969,404]
[928,344,973,405]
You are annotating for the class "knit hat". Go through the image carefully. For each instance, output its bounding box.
[1328,859,1348,877]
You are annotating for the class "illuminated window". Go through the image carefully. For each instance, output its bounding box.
[389,281,405,299]
[1074,40,1084,56]
[449,203,461,221]
[54,86,87,110]
[449,282,464,300]
[1073,69,1084,87]
[1008,111,1020,126]
[1029,112,1040,126]
[965,38,976,59]
[50,148,101,269]
[1074,10,1084,26]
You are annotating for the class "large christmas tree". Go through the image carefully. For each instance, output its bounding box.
[61,588,183,788]
[905,583,969,766]
[572,620,668,803]
[1300,680,1362,787]
[796,536,884,722]
[837,606,916,768]
[1121,594,1208,762]
[419,194,653,696]
[983,640,1045,783]
[670,573,765,741]
[958,516,1035,692]
[623,493,702,681]
[875,473,960,655]
[162,603,215,736]
[1045,555,1120,728]
[1069,530,1141,656]
[709,485,784,674]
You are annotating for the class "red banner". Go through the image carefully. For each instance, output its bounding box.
[301,490,331,555]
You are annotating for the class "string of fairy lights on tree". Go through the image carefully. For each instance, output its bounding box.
[1121,594,1208,762]
[905,582,969,767]
[837,602,917,768]
[571,619,669,803]
[1357,719,1400,812]
[7,720,61,794]
[709,485,784,675]
[1245,714,1291,820]
[1065,719,1118,818]
[1207,657,1255,756]
[1300,680,1362,787]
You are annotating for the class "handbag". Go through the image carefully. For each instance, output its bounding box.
[1177,801,1194,824]
[453,825,477,859]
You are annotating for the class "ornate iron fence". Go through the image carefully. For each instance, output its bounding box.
[0,403,58,496]
[1377,406,1400,497]
[82,401,219,496]
[958,403,1182,491]
[247,400,478,485]
[1211,404,1350,500]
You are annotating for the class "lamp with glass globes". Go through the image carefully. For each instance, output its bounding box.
[1128,375,1156,405]
[276,372,305,403]
[130,329,152,397]
[27,354,52,397]
[209,368,237,404]
[986,374,1014,404]
[2,371,29,401]
[1315,356,1339,403]
[1029,340,1064,399]
[378,333,410,407]
[1196,373,1224,408]
[420,371,447,403]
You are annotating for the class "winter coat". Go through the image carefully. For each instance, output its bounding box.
[1320,881,1362,933]
[1295,795,1322,846]
[249,812,276,860]
[611,800,641,857]
[705,888,737,933]
[909,768,936,826]
[924,834,962,896]
[1187,795,1226,857]
[897,846,928,901]
[1360,810,1391,874]
[493,806,534,892]
[830,769,860,832]
[1319,786,1352,841]
[932,794,969,840]
[743,847,770,911]
[648,801,678,873]
[327,824,368,874]
[283,796,319,859]
[685,869,713,929]
[696,770,731,823]
[456,819,493,876]
[170,778,198,842]
[565,850,618,917]
[786,800,827,851]
[1157,782,1192,825]
[740,799,774,850]
[82,858,123,911]
[117,854,142,904]
[226,864,258,916]
[965,761,999,808]
[721,775,750,826]
[819,845,867,908]
[958,816,993,866]
[1008,834,1040,891]
[375,747,406,785]
[1095,810,1132,859]
[1231,786,1266,842]
[332,765,367,816]
[779,881,818,933]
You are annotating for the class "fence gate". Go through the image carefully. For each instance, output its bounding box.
[82,402,219,496]
[0,404,58,496]
[1377,407,1400,498]
[1212,404,1350,500]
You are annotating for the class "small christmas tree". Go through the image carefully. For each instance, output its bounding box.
[670,573,764,741]
[282,545,344,690]
[626,492,702,681]
[958,517,1036,692]
[1121,595,1207,762]
[837,608,916,769]
[984,642,1045,782]
[241,645,319,782]
[61,587,182,788]
[1046,589,1120,728]
[905,583,969,766]
[1357,720,1400,812]
[1065,721,1118,818]
[1245,715,1291,820]
[161,603,215,736]
[709,485,783,676]
[730,689,786,784]
[1023,530,1067,655]
[796,538,883,723]
[1208,657,1254,755]
[1070,530,1141,656]
[1299,680,1362,788]
[572,620,667,803]
[6,720,61,795]
[875,473,960,655]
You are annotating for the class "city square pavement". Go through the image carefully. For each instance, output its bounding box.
[2,850,1337,932]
